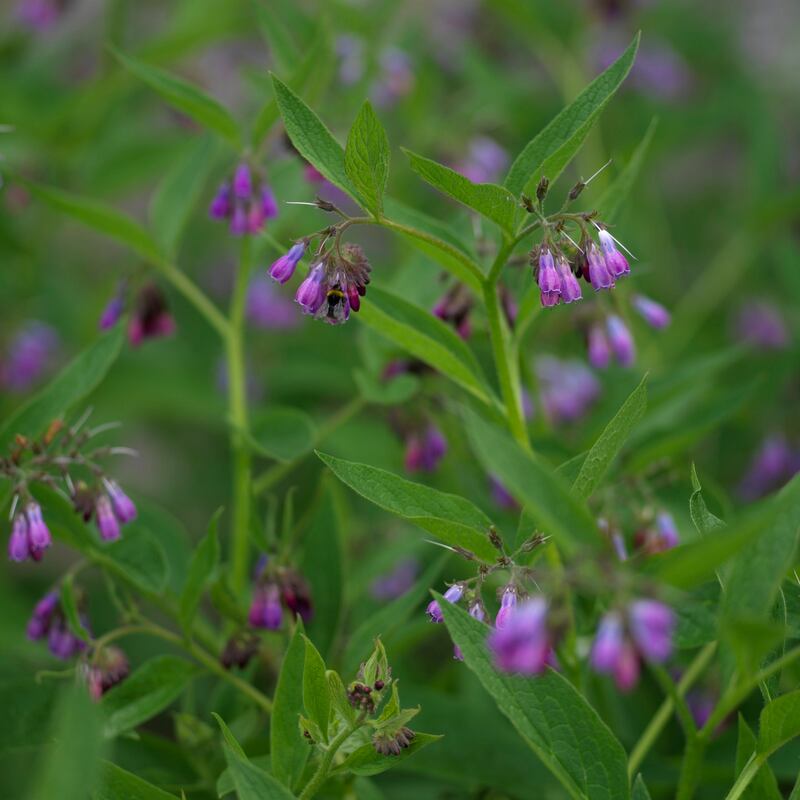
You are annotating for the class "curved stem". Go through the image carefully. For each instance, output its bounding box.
[298,720,362,800]
[229,238,254,594]
[628,642,716,778]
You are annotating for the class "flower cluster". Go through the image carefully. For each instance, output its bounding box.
[1,320,59,393]
[404,424,447,473]
[209,162,278,236]
[82,645,130,700]
[27,590,88,659]
[536,356,601,424]
[248,559,314,631]
[4,413,138,563]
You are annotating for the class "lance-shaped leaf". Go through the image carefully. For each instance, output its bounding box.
[334,733,442,777]
[318,452,498,562]
[271,73,362,204]
[439,597,630,800]
[179,508,221,634]
[572,375,647,499]
[302,636,332,743]
[504,33,640,199]
[689,463,726,536]
[346,101,390,217]
[0,327,123,450]
[94,761,178,800]
[462,408,600,551]
[112,48,241,148]
[20,180,161,263]
[404,150,519,233]
[357,286,494,406]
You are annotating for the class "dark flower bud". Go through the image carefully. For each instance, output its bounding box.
[372,726,415,756]
[535,176,550,201]
[568,181,585,201]
[221,630,261,670]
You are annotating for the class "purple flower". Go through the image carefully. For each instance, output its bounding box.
[633,295,671,329]
[598,230,629,277]
[734,301,789,351]
[556,256,582,304]
[586,244,615,291]
[587,324,611,369]
[426,583,463,623]
[99,292,125,331]
[268,243,306,285]
[128,284,176,347]
[655,511,679,549]
[261,187,278,219]
[248,584,283,630]
[8,515,29,562]
[487,597,551,675]
[106,481,136,524]
[739,434,800,500]
[495,588,518,630]
[537,356,601,424]
[455,137,509,184]
[26,502,51,554]
[404,425,447,473]
[209,183,232,219]
[629,600,675,663]
[489,475,519,511]
[1,321,58,392]
[27,591,58,640]
[606,315,635,366]
[96,495,121,542]
[47,620,85,660]
[371,47,414,108]
[233,163,252,199]
[211,164,277,236]
[537,249,560,307]
[16,0,63,30]
[295,264,327,315]
[247,275,299,329]
[370,559,418,601]
[432,285,473,339]
[336,34,365,85]
[591,612,626,672]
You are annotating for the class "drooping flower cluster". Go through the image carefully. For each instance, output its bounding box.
[127,283,176,347]
[27,590,89,659]
[248,558,314,631]
[209,162,278,236]
[1,321,59,393]
[82,645,130,700]
[4,412,138,563]
[433,284,474,339]
[404,424,448,473]
[536,356,601,424]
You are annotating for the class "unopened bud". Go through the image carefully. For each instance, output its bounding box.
[568,181,585,201]
[315,197,336,212]
[521,533,546,552]
[536,176,549,201]
[521,194,535,213]
[488,526,504,550]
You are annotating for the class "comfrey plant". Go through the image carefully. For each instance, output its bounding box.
[6,21,800,800]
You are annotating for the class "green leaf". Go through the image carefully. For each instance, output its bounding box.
[596,117,658,224]
[632,775,653,800]
[99,527,170,595]
[758,689,800,756]
[179,508,221,634]
[404,150,518,233]
[59,575,90,643]
[271,73,361,204]
[0,327,123,450]
[317,452,498,562]
[270,622,309,791]
[93,761,178,800]
[571,375,647,499]
[300,484,344,658]
[0,679,60,752]
[504,33,640,199]
[462,408,599,552]
[342,554,448,675]
[30,686,105,800]
[439,597,630,800]
[253,2,298,73]
[335,733,442,777]
[149,135,219,258]
[357,286,493,405]
[689,464,725,535]
[302,636,331,743]
[214,714,295,800]
[353,369,419,406]
[112,48,241,148]
[381,196,485,291]
[250,407,317,462]
[20,180,161,262]
[102,656,197,738]
[346,102,390,217]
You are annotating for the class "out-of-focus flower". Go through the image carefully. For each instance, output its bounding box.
[336,34,365,85]
[489,475,519,511]
[488,597,553,675]
[426,583,463,623]
[371,47,414,108]
[128,284,175,347]
[27,590,90,660]
[247,274,299,329]
[370,558,419,600]
[537,356,601,423]
[16,0,68,31]
[84,646,129,700]
[739,434,800,501]
[495,587,518,630]
[606,315,636,366]
[1,321,58,392]
[433,284,473,339]
[633,295,671,329]
[248,583,283,630]
[587,323,612,369]
[734,301,789,351]
[209,162,278,236]
[404,425,447,473]
[455,137,509,184]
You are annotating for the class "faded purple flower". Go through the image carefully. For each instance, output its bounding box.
[26,502,51,555]
[488,597,552,675]
[455,137,509,184]
[598,230,629,278]
[1,321,58,392]
[556,256,582,304]
[739,434,800,501]
[537,249,560,307]
[655,511,679,549]
[495,588,518,630]
[489,475,519,511]
[404,425,447,473]
[629,600,675,662]
[426,583,463,623]
[247,274,299,329]
[606,315,636,366]
[95,495,120,542]
[587,323,611,369]
[99,290,126,331]
[537,356,601,424]
[128,284,175,347]
[371,47,414,108]
[633,295,671,329]
[8,515,30,562]
[210,162,278,236]
[734,301,789,351]
[105,480,137,524]
[248,583,283,630]
[370,558,419,601]
[294,263,327,316]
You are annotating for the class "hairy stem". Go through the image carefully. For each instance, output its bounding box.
[298,720,362,800]
[229,238,254,594]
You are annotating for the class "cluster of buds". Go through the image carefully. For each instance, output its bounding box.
[248,559,314,631]
[600,510,680,561]
[209,162,278,235]
[432,284,474,339]
[4,412,138,563]
[373,725,416,756]
[27,590,88,659]
[347,680,384,715]
[99,282,176,348]
[81,645,130,700]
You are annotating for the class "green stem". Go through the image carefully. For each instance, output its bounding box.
[675,735,707,800]
[299,720,362,800]
[724,754,763,800]
[229,238,254,594]
[627,642,717,778]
